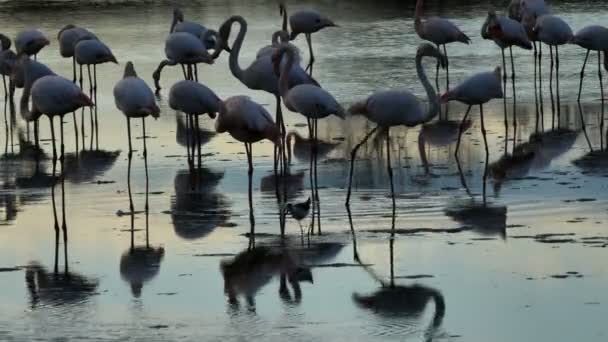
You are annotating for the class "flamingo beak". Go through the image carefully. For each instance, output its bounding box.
[110,55,118,64]
[439,92,451,103]
[38,37,50,47]
[79,92,94,107]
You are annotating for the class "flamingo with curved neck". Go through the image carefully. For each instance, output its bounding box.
[345,43,446,206]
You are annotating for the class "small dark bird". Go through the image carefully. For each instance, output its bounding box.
[285,197,311,235]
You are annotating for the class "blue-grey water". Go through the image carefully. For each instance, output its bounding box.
[1,1,608,341]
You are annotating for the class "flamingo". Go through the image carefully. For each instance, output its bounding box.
[256,30,301,62]
[169,79,220,169]
[273,45,344,235]
[114,61,160,223]
[26,75,93,168]
[15,30,49,60]
[279,2,337,74]
[481,11,531,131]
[170,8,216,48]
[12,54,55,149]
[415,0,470,95]
[572,25,608,149]
[57,25,98,83]
[345,43,446,206]
[508,0,548,21]
[215,95,280,239]
[0,34,16,153]
[533,15,573,129]
[218,15,318,175]
[74,39,117,150]
[152,30,219,93]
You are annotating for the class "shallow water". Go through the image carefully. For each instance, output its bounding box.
[1,1,608,341]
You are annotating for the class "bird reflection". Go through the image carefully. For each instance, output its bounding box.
[176,114,215,171]
[220,240,313,311]
[286,131,340,164]
[347,207,445,340]
[120,146,164,298]
[418,119,472,175]
[170,167,230,240]
[449,157,507,239]
[491,129,579,194]
[260,170,304,201]
[62,149,120,183]
[25,261,98,308]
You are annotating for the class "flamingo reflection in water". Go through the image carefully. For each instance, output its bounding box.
[347,207,445,340]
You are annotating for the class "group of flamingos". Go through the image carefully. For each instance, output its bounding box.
[0,0,607,237]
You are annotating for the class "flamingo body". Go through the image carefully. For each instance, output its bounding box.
[114,63,159,119]
[58,25,98,58]
[170,8,215,49]
[215,95,279,144]
[284,84,344,119]
[352,90,428,127]
[15,30,49,56]
[74,39,117,65]
[534,15,573,45]
[572,25,608,51]
[165,32,213,65]
[169,80,220,117]
[441,68,503,105]
[483,13,532,50]
[417,17,470,45]
[29,75,93,120]
[288,10,336,38]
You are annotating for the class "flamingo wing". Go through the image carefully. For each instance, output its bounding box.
[423,17,470,44]
[363,90,425,127]
[286,84,343,119]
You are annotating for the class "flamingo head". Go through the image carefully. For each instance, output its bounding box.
[57,24,75,40]
[123,61,137,78]
[271,45,296,76]
[279,1,286,15]
[173,8,184,22]
[0,33,11,51]
[77,92,95,108]
[416,43,446,69]
[218,20,233,52]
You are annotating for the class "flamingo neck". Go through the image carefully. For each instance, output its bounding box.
[170,15,178,33]
[228,16,246,83]
[271,31,282,46]
[203,30,222,59]
[415,53,440,124]
[414,0,423,33]
[278,48,295,98]
[281,3,288,32]
[604,50,608,72]
[417,131,429,175]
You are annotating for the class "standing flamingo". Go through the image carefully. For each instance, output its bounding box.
[0,34,16,153]
[218,15,318,174]
[440,67,503,201]
[170,8,216,48]
[273,45,344,235]
[415,0,470,95]
[169,80,220,169]
[481,11,531,134]
[279,2,337,74]
[57,25,98,83]
[58,25,98,151]
[572,25,608,150]
[345,44,446,206]
[15,30,49,59]
[508,0,548,21]
[152,31,219,93]
[533,15,573,129]
[215,95,280,240]
[114,62,160,225]
[12,54,55,149]
[74,39,117,150]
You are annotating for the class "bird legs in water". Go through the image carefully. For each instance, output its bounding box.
[142,117,150,247]
[455,105,489,204]
[549,46,556,129]
[126,117,135,249]
[345,126,380,206]
[574,49,595,151]
[509,46,517,149]
[599,50,605,150]
[306,118,321,235]
[385,128,396,215]
[501,49,509,152]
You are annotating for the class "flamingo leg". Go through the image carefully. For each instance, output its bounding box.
[142,117,149,248]
[245,142,255,249]
[556,45,561,128]
[501,49,508,132]
[126,117,135,250]
[87,64,94,150]
[93,64,99,150]
[510,46,517,142]
[539,43,544,129]
[533,42,539,132]
[60,116,67,256]
[313,118,321,235]
[307,118,315,234]
[578,49,590,102]
[8,80,14,154]
[599,50,605,151]
[194,64,199,82]
[479,104,489,206]
[346,125,380,206]
[549,45,555,130]
[435,44,441,94]
[386,127,395,214]
[305,33,314,75]
[79,64,86,150]
[454,105,472,159]
[443,44,450,120]
[196,115,202,169]
[34,120,39,151]
[3,75,7,155]
[49,116,60,238]
[71,57,79,154]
